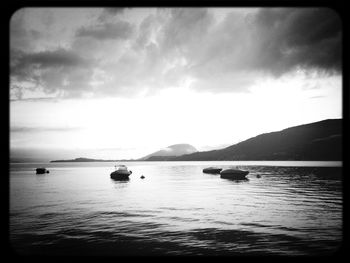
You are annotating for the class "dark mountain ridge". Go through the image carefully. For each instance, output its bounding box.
[169,119,342,161]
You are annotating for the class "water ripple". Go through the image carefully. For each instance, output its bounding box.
[10,162,342,256]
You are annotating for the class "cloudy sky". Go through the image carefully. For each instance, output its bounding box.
[10,7,342,161]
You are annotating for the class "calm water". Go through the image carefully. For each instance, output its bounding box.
[10,161,342,256]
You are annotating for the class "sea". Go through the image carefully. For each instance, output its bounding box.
[9,161,343,256]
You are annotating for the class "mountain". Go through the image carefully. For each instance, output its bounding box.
[50,119,342,162]
[51,157,119,162]
[140,144,198,161]
[50,144,198,162]
[167,119,342,161]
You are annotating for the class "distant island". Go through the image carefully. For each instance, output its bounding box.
[51,144,198,162]
[51,157,133,163]
[52,157,111,163]
[51,119,342,162]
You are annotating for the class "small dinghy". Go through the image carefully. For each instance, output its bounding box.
[110,165,132,180]
[203,167,222,174]
[36,168,48,174]
[220,168,249,180]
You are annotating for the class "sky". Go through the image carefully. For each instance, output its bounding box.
[10,7,342,161]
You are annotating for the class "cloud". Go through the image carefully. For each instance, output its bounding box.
[10,48,91,86]
[10,85,24,100]
[10,9,44,52]
[98,7,126,22]
[10,97,59,102]
[76,21,135,40]
[11,126,82,133]
[184,8,341,92]
[249,8,341,75]
[159,8,214,55]
[133,14,159,49]
[10,8,342,100]
[11,48,89,72]
[10,47,96,98]
[309,95,325,99]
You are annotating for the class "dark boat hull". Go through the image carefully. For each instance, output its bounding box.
[220,169,249,180]
[110,171,131,180]
[36,168,47,174]
[203,167,223,174]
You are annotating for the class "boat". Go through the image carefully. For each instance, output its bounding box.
[220,168,249,180]
[36,168,48,174]
[110,165,132,180]
[203,167,222,174]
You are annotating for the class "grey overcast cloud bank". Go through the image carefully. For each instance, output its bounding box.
[10,7,341,100]
[10,7,342,161]
[11,126,82,133]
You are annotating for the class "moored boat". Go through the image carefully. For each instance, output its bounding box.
[220,168,249,180]
[36,168,48,174]
[110,165,132,180]
[203,167,222,174]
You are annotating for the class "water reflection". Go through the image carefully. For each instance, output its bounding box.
[221,178,249,183]
[110,177,130,187]
[310,167,342,179]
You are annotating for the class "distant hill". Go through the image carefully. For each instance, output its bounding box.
[51,119,342,162]
[139,144,198,161]
[165,119,342,161]
[50,144,197,162]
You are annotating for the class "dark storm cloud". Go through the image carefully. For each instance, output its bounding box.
[76,21,135,40]
[11,48,90,79]
[182,7,341,93]
[250,8,341,75]
[10,47,95,98]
